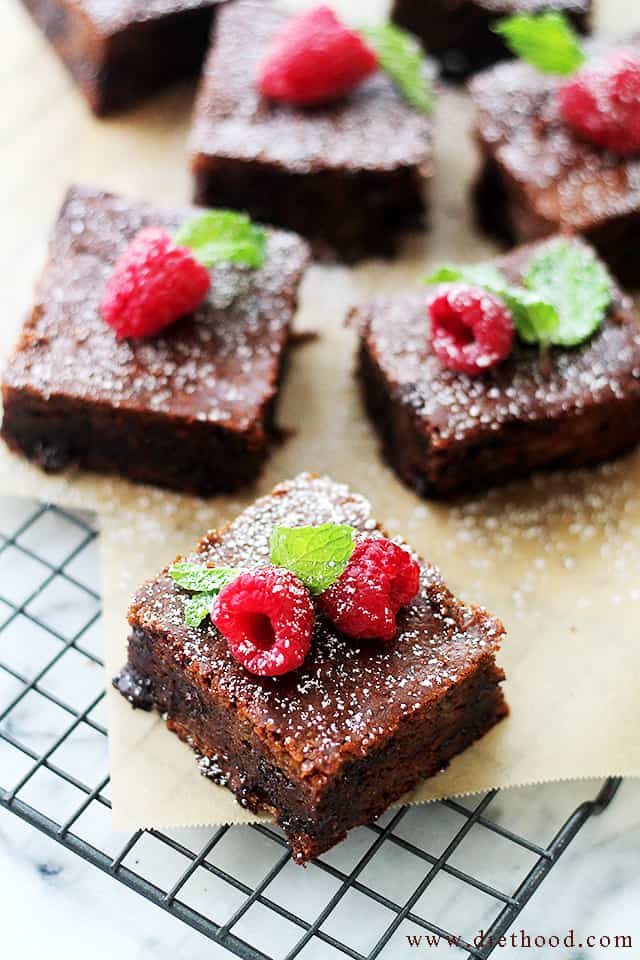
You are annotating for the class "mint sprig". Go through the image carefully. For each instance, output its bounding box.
[425,263,560,345]
[175,211,267,269]
[425,238,612,351]
[169,562,239,627]
[493,11,585,76]
[270,524,355,595]
[360,23,433,114]
[524,239,613,346]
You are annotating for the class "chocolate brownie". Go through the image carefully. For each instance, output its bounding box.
[189,1,434,262]
[353,238,640,499]
[392,0,591,79]
[470,39,640,285]
[19,0,220,115]
[1,185,309,496]
[115,473,507,863]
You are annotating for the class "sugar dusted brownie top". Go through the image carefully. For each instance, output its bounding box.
[470,39,640,232]
[129,474,505,778]
[468,0,589,10]
[352,239,640,448]
[3,185,309,436]
[78,0,215,32]
[190,1,434,175]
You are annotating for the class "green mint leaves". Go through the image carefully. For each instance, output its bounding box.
[269,524,355,595]
[425,263,560,345]
[524,239,613,347]
[425,238,613,350]
[175,211,267,269]
[183,593,217,628]
[360,23,433,114]
[493,11,585,76]
[169,523,358,627]
[169,562,240,627]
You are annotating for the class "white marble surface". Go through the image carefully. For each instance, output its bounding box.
[1,497,639,960]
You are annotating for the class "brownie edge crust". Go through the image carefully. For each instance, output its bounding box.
[115,474,507,863]
[20,0,218,115]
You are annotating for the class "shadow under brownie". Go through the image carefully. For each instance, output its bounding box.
[115,473,507,863]
[1,185,309,496]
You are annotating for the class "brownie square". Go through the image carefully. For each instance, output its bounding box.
[470,39,640,285]
[189,1,434,262]
[1,185,309,496]
[353,238,640,499]
[392,0,591,79]
[20,0,220,115]
[115,473,507,863]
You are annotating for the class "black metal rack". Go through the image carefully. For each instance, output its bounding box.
[0,499,622,960]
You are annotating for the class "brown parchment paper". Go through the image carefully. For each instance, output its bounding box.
[2,0,639,829]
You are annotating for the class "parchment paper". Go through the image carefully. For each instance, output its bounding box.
[2,0,639,829]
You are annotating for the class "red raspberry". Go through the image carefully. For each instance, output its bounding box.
[317,538,420,642]
[428,284,514,376]
[558,50,640,155]
[258,6,378,107]
[211,567,314,676]
[101,227,210,339]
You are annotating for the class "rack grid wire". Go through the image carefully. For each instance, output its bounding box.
[0,498,622,960]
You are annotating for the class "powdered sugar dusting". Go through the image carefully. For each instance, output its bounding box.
[129,474,504,777]
[354,239,640,447]
[82,0,215,32]
[189,1,434,174]
[470,40,640,230]
[3,185,309,432]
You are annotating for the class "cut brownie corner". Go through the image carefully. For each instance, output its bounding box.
[114,473,507,862]
[19,0,220,116]
[1,184,310,495]
[353,238,640,500]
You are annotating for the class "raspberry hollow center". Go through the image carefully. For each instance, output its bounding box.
[242,612,277,649]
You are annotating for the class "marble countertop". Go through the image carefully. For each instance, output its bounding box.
[1,496,639,960]
[2,782,639,959]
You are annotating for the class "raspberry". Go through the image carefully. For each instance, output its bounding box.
[101,227,211,339]
[428,284,514,376]
[211,567,314,676]
[317,538,420,642]
[558,50,640,155]
[258,6,378,107]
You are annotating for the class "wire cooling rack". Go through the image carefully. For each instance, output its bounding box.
[0,497,622,960]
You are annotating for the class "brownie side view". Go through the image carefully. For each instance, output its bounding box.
[115,474,507,863]
[1,185,309,496]
[20,0,219,115]
[470,41,640,285]
[392,0,591,79]
[353,238,640,499]
[189,1,433,262]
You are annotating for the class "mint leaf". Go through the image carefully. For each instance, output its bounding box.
[169,562,239,594]
[270,524,355,595]
[184,592,215,628]
[360,23,433,114]
[508,289,560,344]
[175,211,267,269]
[426,263,507,290]
[493,11,585,75]
[524,239,613,346]
[424,263,560,344]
